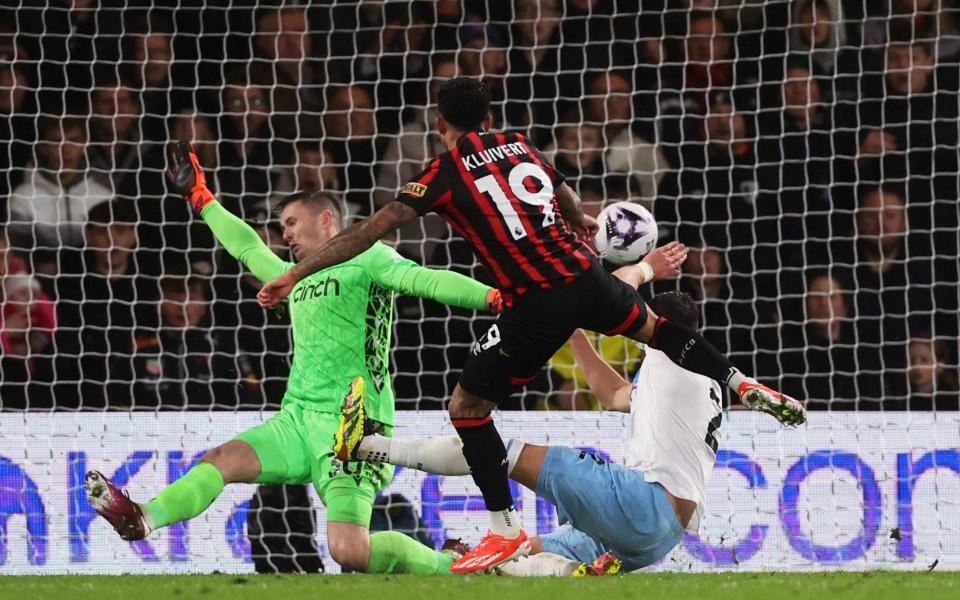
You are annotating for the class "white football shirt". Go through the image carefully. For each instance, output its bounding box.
[624,346,723,534]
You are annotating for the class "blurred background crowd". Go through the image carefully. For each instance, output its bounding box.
[0,0,957,412]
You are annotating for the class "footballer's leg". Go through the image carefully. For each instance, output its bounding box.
[86,440,260,541]
[600,263,805,426]
[316,386,456,575]
[88,407,312,541]
[631,310,806,426]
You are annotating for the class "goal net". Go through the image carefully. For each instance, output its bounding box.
[0,0,958,574]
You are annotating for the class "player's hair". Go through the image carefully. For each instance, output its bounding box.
[437,77,490,131]
[37,115,85,139]
[274,189,344,225]
[649,291,700,330]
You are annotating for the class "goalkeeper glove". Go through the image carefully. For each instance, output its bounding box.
[486,289,504,313]
[167,140,215,214]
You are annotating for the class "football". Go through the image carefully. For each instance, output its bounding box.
[594,201,658,265]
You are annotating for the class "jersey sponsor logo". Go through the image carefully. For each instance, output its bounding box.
[291,276,341,303]
[402,182,428,197]
[460,142,528,171]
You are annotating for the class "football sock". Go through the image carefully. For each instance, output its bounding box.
[650,317,745,393]
[504,438,524,477]
[142,461,225,529]
[368,531,454,574]
[451,414,522,537]
[497,553,580,577]
[358,434,470,475]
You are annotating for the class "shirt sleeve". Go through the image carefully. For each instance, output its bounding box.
[200,201,293,283]
[361,243,491,311]
[516,133,566,187]
[392,158,453,216]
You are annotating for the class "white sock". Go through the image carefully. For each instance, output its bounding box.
[497,553,579,577]
[357,434,470,475]
[489,507,522,538]
[138,504,156,535]
[504,438,525,477]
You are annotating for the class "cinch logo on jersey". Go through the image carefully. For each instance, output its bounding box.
[292,276,341,303]
[460,142,529,171]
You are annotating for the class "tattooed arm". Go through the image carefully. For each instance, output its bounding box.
[257,201,419,308]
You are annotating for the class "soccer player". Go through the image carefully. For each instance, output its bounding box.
[256,77,806,572]
[84,142,501,574]
[337,291,724,575]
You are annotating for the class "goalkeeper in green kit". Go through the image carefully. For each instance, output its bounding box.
[85,142,499,574]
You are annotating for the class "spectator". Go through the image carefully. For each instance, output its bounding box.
[657,90,758,276]
[457,25,507,80]
[8,116,112,274]
[857,38,959,253]
[125,14,187,136]
[1,272,55,358]
[216,74,292,217]
[546,118,607,202]
[0,227,27,278]
[850,185,935,406]
[504,0,571,144]
[772,271,859,409]
[756,60,850,272]
[130,273,258,410]
[323,84,379,215]
[88,70,168,203]
[375,56,458,261]
[582,71,665,205]
[787,0,857,97]
[862,0,960,63]
[456,26,515,131]
[905,335,959,411]
[250,6,325,141]
[51,199,151,409]
[276,141,340,196]
[0,271,56,409]
[0,40,34,199]
[671,243,762,371]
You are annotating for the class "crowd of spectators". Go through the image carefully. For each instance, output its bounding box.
[0,0,957,411]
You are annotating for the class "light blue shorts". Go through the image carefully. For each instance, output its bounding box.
[536,446,683,572]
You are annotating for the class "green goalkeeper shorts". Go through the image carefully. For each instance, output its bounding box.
[234,403,394,527]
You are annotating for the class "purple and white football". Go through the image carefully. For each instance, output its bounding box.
[594,201,658,265]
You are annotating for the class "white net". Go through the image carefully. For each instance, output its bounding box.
[0,0,958,574]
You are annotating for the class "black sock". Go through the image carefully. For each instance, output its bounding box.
[451,415,514,512]
[650,317,739,386]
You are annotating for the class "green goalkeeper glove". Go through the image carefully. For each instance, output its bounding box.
[167,140,215,214]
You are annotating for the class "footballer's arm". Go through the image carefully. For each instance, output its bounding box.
[555,182,599,241]
[258,201,418,307]
[569,329,632,413]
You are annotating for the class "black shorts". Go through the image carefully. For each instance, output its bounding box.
[459,260,648,403]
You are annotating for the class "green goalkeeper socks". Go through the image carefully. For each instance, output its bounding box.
[143,462,225,529]
[367,531,455,574]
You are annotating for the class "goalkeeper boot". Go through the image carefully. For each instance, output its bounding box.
[571,552,622,577]
[85,471,151,541]
[450,529,531,574]
[334,375,369,462]
[738,379,807,426]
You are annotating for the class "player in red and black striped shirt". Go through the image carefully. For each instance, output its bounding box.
[258,77,806,573]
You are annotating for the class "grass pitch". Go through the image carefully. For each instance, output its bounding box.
[1,572,956,600]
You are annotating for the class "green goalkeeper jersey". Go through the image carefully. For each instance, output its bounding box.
[200,201,492,425]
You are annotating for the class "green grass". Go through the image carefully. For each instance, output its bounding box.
[0,572,957,600]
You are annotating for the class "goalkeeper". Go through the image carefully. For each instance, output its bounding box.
[85,142,500,575]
